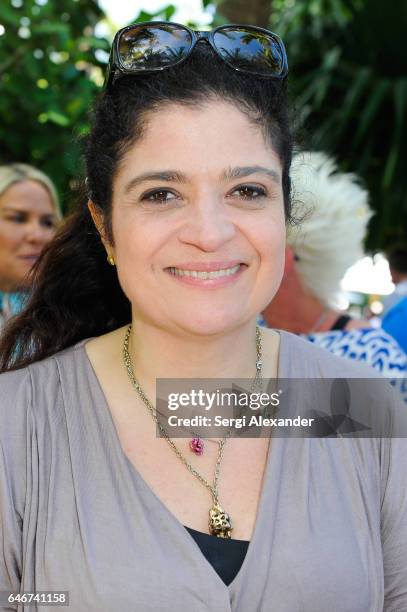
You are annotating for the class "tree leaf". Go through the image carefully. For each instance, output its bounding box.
[42,110,70,126]
[382,79,407,187]
[354,79,390,147]
[31,23,70,36]
[393,78,407,145]
[336,66,372,136]
[0,4,21,25]
[164,5,177,20]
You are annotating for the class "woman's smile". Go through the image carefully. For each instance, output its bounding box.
[165,261,248,288]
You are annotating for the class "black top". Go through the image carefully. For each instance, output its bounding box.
[330,314,352,330]
[185,526,250,586]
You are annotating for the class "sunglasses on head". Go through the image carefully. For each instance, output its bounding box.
[105,21,288,90]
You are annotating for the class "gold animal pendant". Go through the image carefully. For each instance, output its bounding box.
[209,502,233,539]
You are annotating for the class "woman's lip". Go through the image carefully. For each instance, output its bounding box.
[165,260,244,272]
[164,263,247,288]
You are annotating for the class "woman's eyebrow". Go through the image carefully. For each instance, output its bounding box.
[1,206,26,213]
[0,207,55,218]
[223,165,281,184]
[124,171,187,193]
[124,165,281,194]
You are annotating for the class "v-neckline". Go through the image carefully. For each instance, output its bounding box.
[79,329,291,593]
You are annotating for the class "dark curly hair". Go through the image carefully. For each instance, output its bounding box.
[0,43,293,371]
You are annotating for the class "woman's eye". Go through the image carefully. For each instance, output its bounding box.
[229,185,267,200]
[41,218,56,229]
[141,189,179,204]
[5,215,26,224]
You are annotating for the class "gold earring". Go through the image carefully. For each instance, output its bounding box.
[107,254,115,266]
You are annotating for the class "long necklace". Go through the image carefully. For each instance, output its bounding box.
[122,324,263,539]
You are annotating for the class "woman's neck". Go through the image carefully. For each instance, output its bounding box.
[128,318,261,381]
[0,280,25,294]
[263,287,340,334]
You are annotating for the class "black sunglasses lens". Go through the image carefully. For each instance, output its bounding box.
[118,25,193,71]
[213,27,285,76]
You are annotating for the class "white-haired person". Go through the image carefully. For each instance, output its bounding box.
[262,151,407,400]
[0,163,61,327]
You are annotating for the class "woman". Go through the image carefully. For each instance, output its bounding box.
[0,163,61,327]
[262,151,407,400]
[0,23,406,611]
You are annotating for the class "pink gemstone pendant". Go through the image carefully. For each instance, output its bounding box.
[190,437,204,455]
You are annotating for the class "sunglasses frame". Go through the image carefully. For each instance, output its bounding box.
[105,21,288,90]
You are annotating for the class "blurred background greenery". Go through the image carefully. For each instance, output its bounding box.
[0,0,406,250]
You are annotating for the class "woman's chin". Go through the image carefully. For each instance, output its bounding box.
[172,312,254,337]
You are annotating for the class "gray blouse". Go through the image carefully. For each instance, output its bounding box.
[1,331,407,611]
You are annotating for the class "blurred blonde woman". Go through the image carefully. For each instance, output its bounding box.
[0,163,61,326]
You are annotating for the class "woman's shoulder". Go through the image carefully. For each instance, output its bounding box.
[0,366,33,430]
[0,338,88,379]
[0,339,90,426]
[277,328,407,440]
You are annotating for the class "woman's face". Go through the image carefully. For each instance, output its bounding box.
[0,179,57,291]
[108,99,286,336]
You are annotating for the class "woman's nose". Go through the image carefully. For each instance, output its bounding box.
[177,197,236,252]
[25,221,52,245]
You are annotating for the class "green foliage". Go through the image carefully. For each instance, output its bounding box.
[269,0,407,249]
[119,4,178,28]
[0,0,109,208]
